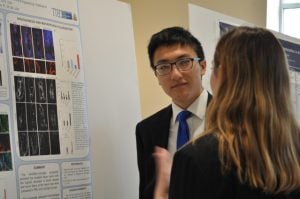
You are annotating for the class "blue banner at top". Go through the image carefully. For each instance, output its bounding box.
[279,39,300,71]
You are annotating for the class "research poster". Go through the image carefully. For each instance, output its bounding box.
[0,1,92,198]
[218,21,300,121]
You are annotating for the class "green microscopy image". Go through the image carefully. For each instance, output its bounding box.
[0,114,9,133]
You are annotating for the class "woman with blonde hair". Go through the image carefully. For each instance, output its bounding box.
[154,26,300,199]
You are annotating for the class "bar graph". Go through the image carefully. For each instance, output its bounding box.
[59,40,82,80]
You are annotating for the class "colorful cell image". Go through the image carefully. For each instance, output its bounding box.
[47,79,56,103]
[43,30,55,61]
[28,131,39,156]
[10,24,23,57]
[18,131,29,156]
[35,60,46,74]
[35,78,47,103]
[21,26,34,58]
[16,103,27,131]
[46,61,56,75]
[48,104,58,130]
[25,77,35,102]
[0,114,9,133]
[0,134,11,153]
[26,103,37,131]
[36,103,48,130]
[32,28,44,59]
[39,131,50,155]
[24,58,35,73]
[50,131,60,154]
[0,152,13,171]
[14,76,26,102]
[13,57,24,72]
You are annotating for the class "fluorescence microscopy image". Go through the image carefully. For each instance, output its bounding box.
[0,114,9,133]
[24,58,35,73]
[32,28,45,59]
[13,57,24,72]
[10,24,23,57]
[35,60,46,74]
[46,61,56,75]
[43,29,55,61]
[21,26,34,58]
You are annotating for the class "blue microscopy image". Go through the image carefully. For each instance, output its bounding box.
[21,26,34,58]
[10,24,23,57]
[32,28,45,59]
[43,30,55,61]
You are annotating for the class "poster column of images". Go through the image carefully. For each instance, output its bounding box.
[0,113,12,171]
[10,23,60,157]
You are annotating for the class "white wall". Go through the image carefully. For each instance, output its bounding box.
[78,0,140,198]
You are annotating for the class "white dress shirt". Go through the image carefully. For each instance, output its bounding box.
[168,90,209,155]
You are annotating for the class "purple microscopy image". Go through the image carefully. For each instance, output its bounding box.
[21,26,34,58]
[43,30,55,61]
[32,28,44,59]
[10,24,23,57]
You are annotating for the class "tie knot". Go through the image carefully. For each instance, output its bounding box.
[177,110,191,122]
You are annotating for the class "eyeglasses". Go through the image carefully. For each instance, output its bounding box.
[154,57,202,76]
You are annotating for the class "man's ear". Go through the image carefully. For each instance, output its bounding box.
[199,60,206,75]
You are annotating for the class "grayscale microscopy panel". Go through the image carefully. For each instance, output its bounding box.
[18,131,29,156]
[25,77,35,102]
[15,76,26,102]
[26,103,37,131]
[36,103,48,130]
[47,79,56,103]
[48,104,58,130]
[28,131,39,156]
[16,103,27,131]
[50,131,60,155]
[39,131,50,155]
[35,78,47,103]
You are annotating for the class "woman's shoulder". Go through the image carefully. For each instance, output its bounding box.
[175,133,220,167]
[182,133,218,154]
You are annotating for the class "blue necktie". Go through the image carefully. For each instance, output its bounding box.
[176,110,191,149]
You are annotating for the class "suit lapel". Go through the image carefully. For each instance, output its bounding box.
[154,105,172,149]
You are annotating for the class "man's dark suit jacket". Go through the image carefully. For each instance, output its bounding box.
[135,92,212,199]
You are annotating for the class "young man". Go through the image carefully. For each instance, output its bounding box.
[135,27,212,199]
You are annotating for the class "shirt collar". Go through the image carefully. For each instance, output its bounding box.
[171,90,208,124]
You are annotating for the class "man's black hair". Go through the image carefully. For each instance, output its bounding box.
[148,26,205,69]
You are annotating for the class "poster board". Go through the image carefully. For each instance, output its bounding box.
[78,0,140,199]
[0,1,93,198]
[188,4,300,121]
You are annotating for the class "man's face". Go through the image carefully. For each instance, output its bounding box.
[153,44,206,108]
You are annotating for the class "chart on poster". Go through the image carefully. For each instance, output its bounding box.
[0,1,92,198]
